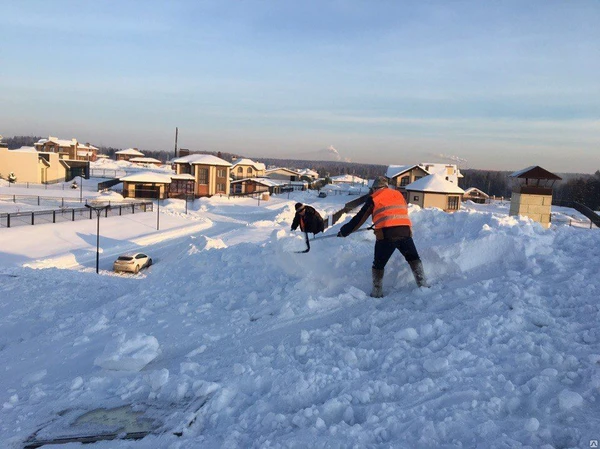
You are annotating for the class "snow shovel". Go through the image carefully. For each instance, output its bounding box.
[295,226,373,253]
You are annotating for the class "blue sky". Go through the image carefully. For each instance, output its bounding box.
[1,0,599,172]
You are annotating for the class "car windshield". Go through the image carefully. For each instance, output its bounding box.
[117,256,133,261]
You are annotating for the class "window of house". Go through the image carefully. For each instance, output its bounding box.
[217,169,226,178]
[216,183,225,192]
[197,168,208,184]
[447,196,459,210]
[414,176,422,181]
[237,167,243,174]
[247,167,253,175]
[413,195,419,201]
[400,176,410,186]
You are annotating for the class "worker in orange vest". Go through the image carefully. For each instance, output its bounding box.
[337,176,427,297]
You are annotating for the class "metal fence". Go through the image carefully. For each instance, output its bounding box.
[0,193,89,209]
[0,201,154,229]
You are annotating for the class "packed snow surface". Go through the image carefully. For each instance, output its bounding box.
[0,189,599,448]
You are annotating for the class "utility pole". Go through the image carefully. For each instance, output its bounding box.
[174,127,178,159]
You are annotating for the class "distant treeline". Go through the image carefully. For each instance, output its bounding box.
[3,135,43,149]
[2,136,599,209]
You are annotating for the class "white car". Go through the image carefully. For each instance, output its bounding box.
[113,253,152,274]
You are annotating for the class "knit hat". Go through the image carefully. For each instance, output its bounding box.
[295,202,303,210]
[372,176,388,190]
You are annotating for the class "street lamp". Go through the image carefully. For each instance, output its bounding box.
[85,203,110,274]
[79,175,84,203]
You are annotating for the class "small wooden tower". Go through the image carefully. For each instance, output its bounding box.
[509,166,562,228]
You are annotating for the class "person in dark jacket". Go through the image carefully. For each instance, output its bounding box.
[291,203,325,235]
[337,176,427,297]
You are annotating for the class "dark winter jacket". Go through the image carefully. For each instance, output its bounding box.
[339,191,412,240]
[291,205,325,235]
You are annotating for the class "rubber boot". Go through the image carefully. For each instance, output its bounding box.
[370,268,384,298]
[409,259,428,288]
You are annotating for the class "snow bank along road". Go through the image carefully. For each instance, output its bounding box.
[0,195,599,448]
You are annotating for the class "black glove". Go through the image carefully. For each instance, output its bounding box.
[337,230,345,237]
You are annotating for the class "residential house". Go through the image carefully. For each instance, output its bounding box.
[0,146,68,183]
[385,164,430,197]
[265,167,301,182]
[230,177,288,196]
[34,136,97,161]
[509,166,561,229]
[231,158,266,180]
[405,174,465,212]
[129,157,163,166]
[298,168,319,180]
[173,154,231,197]
[417,163,463,185]
[120,172,172,199]
[463,187,490,204]
[115,148,145,161]
[330,174,367,185]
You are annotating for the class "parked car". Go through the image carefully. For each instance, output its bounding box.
[113,253,152,274]
[318,191,327,198]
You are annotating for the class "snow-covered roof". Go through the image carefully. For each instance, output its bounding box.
[116,148,145,156]
[232,158,266,171]
[298,168,319,178]
[231,177,288,187]
[509,166,562,180]
[330,174,366,184]
[265,167,300,175]
[419,162,464,178]
[171,174,196,180]
[130,157,162,164]
[174,154,232,167]
[385,164,421,179]
[96,154,110,159]
[464,187,490,198]
[405,174,465,194]
[77,151,93,157]
[120,172,172,184]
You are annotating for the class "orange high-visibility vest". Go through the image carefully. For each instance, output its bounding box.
[371,188,412,229]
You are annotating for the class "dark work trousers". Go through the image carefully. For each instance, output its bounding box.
[373,237,420,270]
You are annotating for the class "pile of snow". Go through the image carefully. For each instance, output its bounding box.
[0,191,599,448]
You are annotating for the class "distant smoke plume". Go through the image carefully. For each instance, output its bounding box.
[432,153,468,164]
[298,145,351,162]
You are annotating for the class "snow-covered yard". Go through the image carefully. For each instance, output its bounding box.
[0,188,599,448]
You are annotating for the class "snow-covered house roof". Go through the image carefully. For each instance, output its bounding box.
[405,174,465,194]
[419,162,464,179]
[232,158,266,171]
[130,157,162,164]
[298,168,319,179]
[36,136,77,148]
[115,148,145,156]
[464,187,490,198]
[265,167,300,176]
[330,174,366,184]
[385,164,422,179]
[509,166,562,180]
[231,177,288,187]
[174,154,232,166]
[120,172,172,184]
[96,154,110,159]
[11,146,38,153]
[171,174,196,181]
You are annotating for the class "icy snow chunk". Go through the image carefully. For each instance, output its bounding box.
[395,328,419,341]
[558,389,583,410]
[525,418,539,432]
[22,369,47,386]
[70,377,84,390]
[423,357,449,373]
[94,333,160,371]
[146,368,169,390]
[84,315,110,334]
